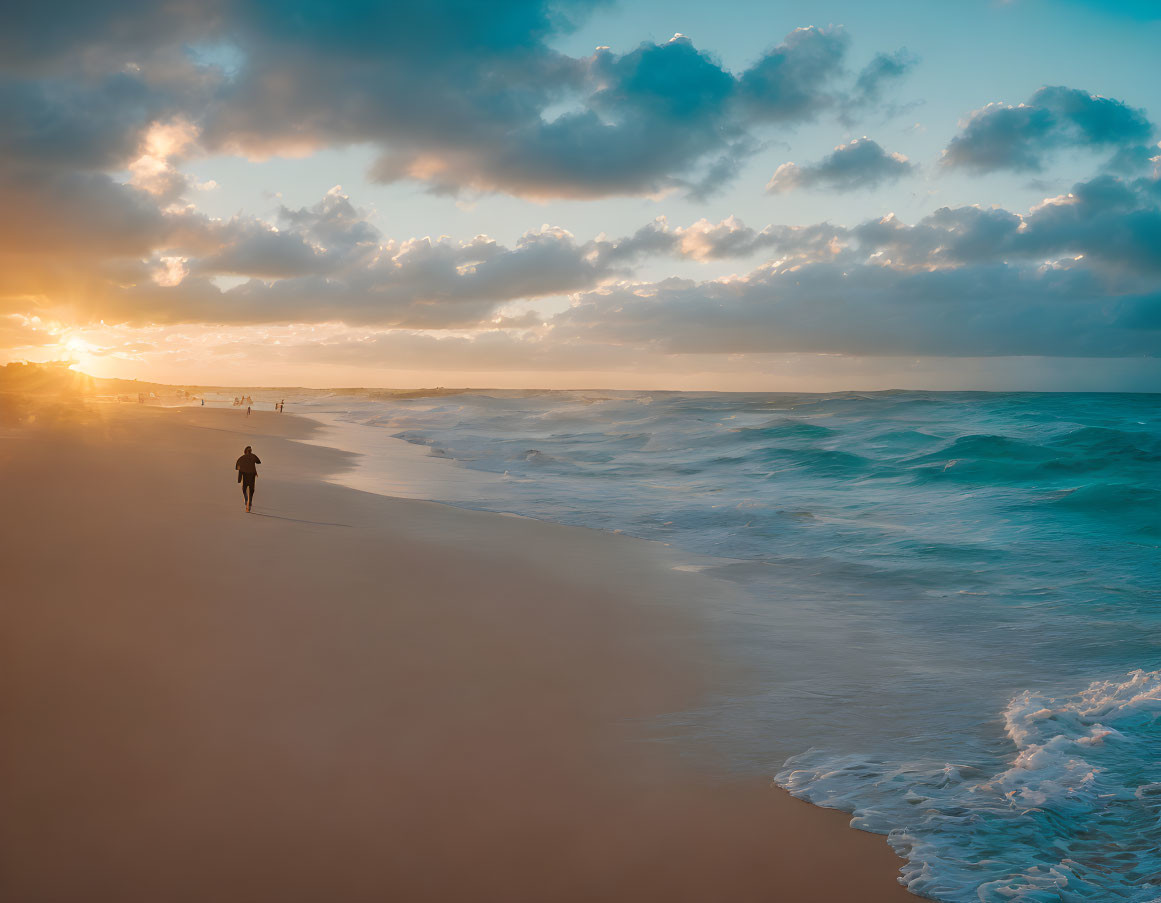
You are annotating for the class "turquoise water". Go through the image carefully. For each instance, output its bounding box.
[300,390,1161,901]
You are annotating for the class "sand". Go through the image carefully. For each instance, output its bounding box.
[0,401,917,902]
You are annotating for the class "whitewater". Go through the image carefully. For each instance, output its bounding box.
[286,389,1161,901]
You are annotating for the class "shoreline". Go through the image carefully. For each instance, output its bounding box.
[1,401,917,901]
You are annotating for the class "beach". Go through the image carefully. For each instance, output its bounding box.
[0,400,913,902]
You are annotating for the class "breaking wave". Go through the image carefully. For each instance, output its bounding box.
[779,670,1161,901]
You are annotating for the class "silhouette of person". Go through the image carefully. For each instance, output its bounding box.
[236,445,261,512]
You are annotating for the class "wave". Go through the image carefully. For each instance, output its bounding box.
[778,670,1161,902]
[868,427,945,447]
[903,428,1161,487]
[756,446,877,477]
[1046,481,1161,511]
[1049,426,1161,464]
[734,418,838,440]
[920,434,1057,462]
[1036,483,1161,535]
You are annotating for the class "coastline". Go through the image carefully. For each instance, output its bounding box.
[0,401,916,901]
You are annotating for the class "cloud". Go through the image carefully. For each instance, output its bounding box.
[0,6,898,323]
[0,0,226,74]
[943,86,1155,173]
[663,217,842,262]
[851,50,919,105]
[286,329,642,373]
[0,168,167,262]
[0,64,212,281]
[1,2,916,201]
[41,186,650,328]
[546,173,1161,359]
[127,117,200,201]
[767,137,914,193]
[10,168,1160,344]
[735,26,850,122]
[356,33,744,199]
[553,260,1160,358]
[0,315,56,350]
[844,174,1161,279]
[11,178,1161,387]
[0,73,163,171]
[356,26,869,198]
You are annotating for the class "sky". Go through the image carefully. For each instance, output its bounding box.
[2,0,1160,391]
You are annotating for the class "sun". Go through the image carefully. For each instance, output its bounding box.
[58,334,110,374]
[63,335,98,355]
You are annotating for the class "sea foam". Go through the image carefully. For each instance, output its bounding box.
[779,670,1161,901]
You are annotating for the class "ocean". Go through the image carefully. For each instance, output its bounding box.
[286,389,1161,902]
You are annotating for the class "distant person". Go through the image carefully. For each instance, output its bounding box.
[236,446,261,512]
[201,398,205,406]
[246,405,251,417]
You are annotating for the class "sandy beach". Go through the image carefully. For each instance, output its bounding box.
[0,400,914,902]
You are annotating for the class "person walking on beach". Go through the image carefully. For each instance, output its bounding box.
[236,445,261,512]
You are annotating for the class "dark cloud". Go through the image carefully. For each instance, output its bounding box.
[553,261,1161,358]
[195,220,337,280]
[767,137,915,193]
[0,0,226,74]
[0,74,163,171]
[852,50,918,105]
[0,169,167,261]
[943,86,1155,173]
[356,27,865,198]
[735,26,850,122]
[1,2,915,200]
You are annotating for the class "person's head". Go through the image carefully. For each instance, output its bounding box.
[244,446,252,454]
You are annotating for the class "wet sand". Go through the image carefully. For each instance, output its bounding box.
[0,401,916,902]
